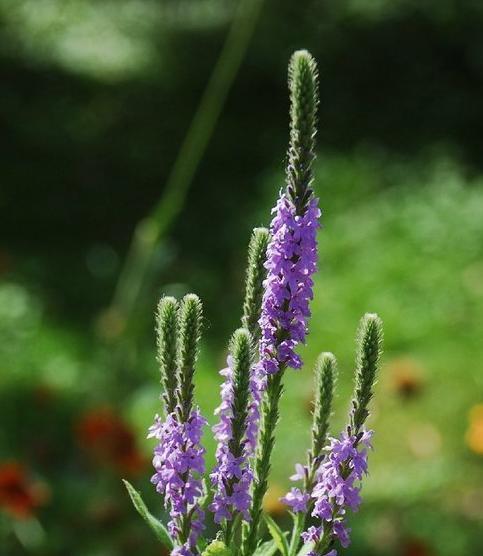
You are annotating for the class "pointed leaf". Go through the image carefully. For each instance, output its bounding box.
[122,480,173,549]
[253,539,278,556]
[264,514,289,556]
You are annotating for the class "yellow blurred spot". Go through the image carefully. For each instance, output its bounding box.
[466,404,483,455]
[263,484,286,517]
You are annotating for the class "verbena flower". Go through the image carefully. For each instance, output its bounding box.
[298,428,373,556]
[148,408,207,555]
[258,193,321,377]
[124,50,384,556]
[210,357,253,523]
[280,487,310,513]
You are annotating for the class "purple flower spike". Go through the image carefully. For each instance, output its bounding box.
[299,428,373,555]
[210,354,253,523]
[258,194,321,378]
[149,408,207,553]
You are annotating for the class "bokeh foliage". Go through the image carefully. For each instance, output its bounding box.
[1,1,483,554]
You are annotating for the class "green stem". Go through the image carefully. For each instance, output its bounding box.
[242,368,285,555]
[110,0,265,328]
[289,512,305,556]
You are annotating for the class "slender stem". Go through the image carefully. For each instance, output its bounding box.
[225,519,234,547]
[242,368,285,555]
[110,0,265,328]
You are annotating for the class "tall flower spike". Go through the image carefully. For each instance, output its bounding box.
[243,49,320,556]
[284,353,336,556]
[258,49,320,377]
[177,293,203,421]
[300,317,383,556]
[242,227,270,341]
[149,293,207,556]
[210,329,253,540]
[156,296,179,415]
[350,313,383,434]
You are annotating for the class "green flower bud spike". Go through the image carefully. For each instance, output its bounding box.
[310,352,337,470]
[229,328,254,459]
[286,49,319,213]
[351,313,383,434]
[242,227,270,341]
[156,296,179,415]
[176,293,203,422]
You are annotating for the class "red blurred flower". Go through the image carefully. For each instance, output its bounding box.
[76,406,146,476]
[0,462,49,519]
[402,538,434,556]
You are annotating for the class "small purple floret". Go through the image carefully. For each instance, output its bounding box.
[280,487,310,513]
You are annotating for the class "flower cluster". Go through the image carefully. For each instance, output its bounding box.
[295,429,373,556]
[210,357,253,523]
[148,409,207,555]
[258,194,321,376]
[126,50,384,556]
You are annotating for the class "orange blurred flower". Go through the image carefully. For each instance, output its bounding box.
[0,462,49,519]
[466,404,483,455]
[76,406,146,476]
[387,357,424,399]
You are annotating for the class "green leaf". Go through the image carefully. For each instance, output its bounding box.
[253,539,279,556]
[122,480,173,549]
[201,540,232,556]
[264,514,289,556]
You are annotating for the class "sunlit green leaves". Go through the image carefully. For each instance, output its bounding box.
[0,0,234,80]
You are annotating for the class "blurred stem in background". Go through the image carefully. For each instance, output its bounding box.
[108,0,265,345]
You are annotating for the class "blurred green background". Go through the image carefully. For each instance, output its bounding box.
[1,1,482,555]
